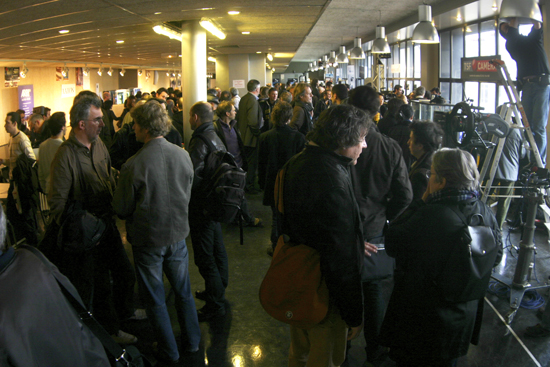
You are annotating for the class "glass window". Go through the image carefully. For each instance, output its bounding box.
[480,20,496,56]
[392,45,399,78]
[406,41,413,78]
[451,82,464,105]
[480,83,496,113]
[441,30,451,78]
[465,81,479,107]
[498,85,510,109]
[452,28,464,79]
[465,24,479,57]
[498,29,517,80]
[414,44,421,78]
[441,82,450,102]
[400,43,406,77]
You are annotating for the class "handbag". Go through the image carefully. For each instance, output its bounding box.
[433,206,499,303]
[258,159,329,329]
[20,245,152,367]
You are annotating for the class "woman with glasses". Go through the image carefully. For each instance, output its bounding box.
[379,148,502,367]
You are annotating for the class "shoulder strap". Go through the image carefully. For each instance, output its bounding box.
[194,133,217,154]
[20,244,134,365]
[447,204,485,227]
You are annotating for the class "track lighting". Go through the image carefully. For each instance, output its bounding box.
[20,62,28,78]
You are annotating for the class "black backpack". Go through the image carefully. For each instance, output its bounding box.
[194,135,246,224]
[433,206,500,303]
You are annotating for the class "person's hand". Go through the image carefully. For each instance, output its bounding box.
[534,21,542,30]
[364,242,378,257]
[347,324,363,340]
[509,18,519,28]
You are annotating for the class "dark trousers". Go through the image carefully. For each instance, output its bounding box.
[7,183,38,246]
[92,221,136,334]
[244,146,258,190]
[189,216,228,312]
[362,280,385,355]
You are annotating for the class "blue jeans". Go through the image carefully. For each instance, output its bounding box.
[133,240,201,362]
[522,82,550,165]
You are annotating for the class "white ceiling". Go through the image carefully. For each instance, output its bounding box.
[0,0,507,74]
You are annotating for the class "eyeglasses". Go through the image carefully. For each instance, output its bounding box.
[85,117,103,124]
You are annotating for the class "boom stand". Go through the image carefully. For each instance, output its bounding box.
[491,172,550,324]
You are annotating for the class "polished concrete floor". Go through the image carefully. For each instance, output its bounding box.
[117,192,550,367]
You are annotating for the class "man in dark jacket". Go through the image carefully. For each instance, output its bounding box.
[187,101,229,322]
[290,83,314,136]
[387,104,415,170]
[258,101,305,253]
[408,120,443,200]
[283,105,369,366]
[236,79,264,192]
[214,101,262,228]
[348,86,413,363]
[259,87,278,133]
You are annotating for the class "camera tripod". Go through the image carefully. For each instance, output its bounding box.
[490,169,550,324]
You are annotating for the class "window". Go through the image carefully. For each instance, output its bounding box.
[385,41,422,95]
[440,18,504,112]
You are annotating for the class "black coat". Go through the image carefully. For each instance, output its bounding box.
[257,125,306,206]
[387,119,414,170]
[380,196,502,362]
[290,101,314,136]
[172,110,184,141]
[409,151,433,201]
[282,145,364,328]
[351,128,412,241]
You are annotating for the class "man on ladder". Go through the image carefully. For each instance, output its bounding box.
[499,17,550,166]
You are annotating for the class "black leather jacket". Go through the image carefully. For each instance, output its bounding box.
[282,145,364,327]
[188,122,227,170]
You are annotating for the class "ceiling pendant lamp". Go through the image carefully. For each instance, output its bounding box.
[328,51,338,67]
[412,5,440,44]
[318,58,324,70]
[349,37,366,59]
[372,26,390,53]
[322,55,329,69]
[336,46,349,64]
[500,0,542,24]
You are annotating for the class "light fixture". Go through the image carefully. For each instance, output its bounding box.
[138,69,143,76]
[177,70,181,77]
[61,63,69,77]
[500,0,542,24]
[267,53,273,61]
[98,64,103,76]
[166,70,170,77]
[322,54,329,69]
[492,4,498,11]
[256,51,262,54]
[349,37,366,59]
[199,17,226,39]
[318,58,323,70]
[171,71,176,77]
[20,62,28,78]
[272,68,275,72]
[83,64,90,76]
[153,24,182,41]
[120,68,125,76]
[208,56,217,62]
[116,40,124,44]
[456,13,462,22]
[59,29,69,34]
[412,5,440,44]
[242,31,250,35]
[107,66,113,76]
[328,51,338,67]
[308,62,313,72]
[336,46,349,64]
[372,26,390,53]
[228,10,240,15]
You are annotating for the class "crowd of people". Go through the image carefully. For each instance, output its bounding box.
[5,74,543,367]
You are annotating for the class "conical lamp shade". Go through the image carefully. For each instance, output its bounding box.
[500,0,542,24]
[412,5,439,44]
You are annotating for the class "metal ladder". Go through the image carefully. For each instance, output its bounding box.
[479,59,544,204]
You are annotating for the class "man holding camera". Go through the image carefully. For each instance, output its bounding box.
[500,18,550,165]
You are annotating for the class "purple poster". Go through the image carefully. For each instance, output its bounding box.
[18,85,34,120]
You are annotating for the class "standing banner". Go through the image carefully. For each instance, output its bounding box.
[18,85,34,118]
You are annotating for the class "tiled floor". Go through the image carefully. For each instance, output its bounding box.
[118,192,550,367]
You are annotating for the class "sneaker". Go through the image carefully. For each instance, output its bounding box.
[129,308,147,320]
[112,330,138,344]
[525,323,550,338]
